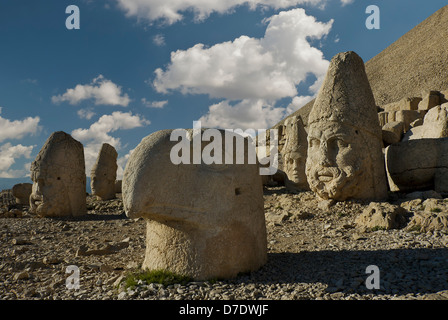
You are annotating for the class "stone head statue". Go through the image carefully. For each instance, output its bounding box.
[30,131,86,217]
[305,51,387,201]
[122,129,267,280]
[282,115,309,191]
[91,143,118,200]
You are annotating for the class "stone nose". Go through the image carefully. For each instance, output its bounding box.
[316,142,332,167]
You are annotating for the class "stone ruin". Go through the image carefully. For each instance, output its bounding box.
[379,90,448,145]
[122,129,267,281]
[3,48,448,280]
[305,51,388,201]
[11,183,32,205]
[29,131,87,218]
[386,138,448,194]
[378,90,448,195]
[91,143,118,201]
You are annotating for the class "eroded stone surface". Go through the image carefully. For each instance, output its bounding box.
[122,129,267,280]
[29,131,86,217]
[282,116,309,192]
[306,51,388,201]
[91,143,118,201]
[11,183,32,205]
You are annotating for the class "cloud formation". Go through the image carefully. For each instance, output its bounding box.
[0,111,41,143]
[154,8,332,129]
[116,0,348,25]
[0,143,34,178]
[153,9,332,101]
[77,108,96,120]
[52,75,131,107]
[141,98,168,109]
[153,34,166,46]
[71,111,150,177]
[0,109,40,178]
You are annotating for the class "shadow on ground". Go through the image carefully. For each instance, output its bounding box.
[49,211,127,222]
[242,249,448,295]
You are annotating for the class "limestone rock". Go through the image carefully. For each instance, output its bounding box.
[382,121,404,145]
[394,110,421,132]
[122,129,267,281]
[403,103,448,141]
[406,211,448,233]
[378,111,389,127]
[305,51,388,201]
[114,180,122,194]
[385,138,448,193]
[11,183,32,205]
[29,131,86,217]
[282,116,309,192]
[383,97,422,112]
[91,143,118,200]
[418,90,441,111]
[355,202,408,230]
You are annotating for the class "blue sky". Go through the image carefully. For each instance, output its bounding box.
[0,0,446,182]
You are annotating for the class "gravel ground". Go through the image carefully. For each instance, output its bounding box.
[1,187,448,301]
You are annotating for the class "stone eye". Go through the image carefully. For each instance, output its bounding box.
[336,139,349,148]
[309,138,320,148]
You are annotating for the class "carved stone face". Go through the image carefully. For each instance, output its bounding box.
[29,131,86,217]
[306,121,365,201]
[281,116,308,191]
[30,165,71,216]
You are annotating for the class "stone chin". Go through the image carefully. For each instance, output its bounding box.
[306,164,361,201]
[30,193,46,215]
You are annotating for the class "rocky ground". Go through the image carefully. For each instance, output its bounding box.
[1,186,448,301]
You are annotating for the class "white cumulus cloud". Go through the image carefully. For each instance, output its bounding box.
[0,143,34,178]
[0,113,41,143]
[153,8,332,101]
[52,75,131,107]
[153,34,166,46]
[116,0,333,25]
[198,99,286,130]
[77,108,96,120]
[71,111,150,177]
[0,110,41,178]
[154,8,332,129]
[141,98,168,108]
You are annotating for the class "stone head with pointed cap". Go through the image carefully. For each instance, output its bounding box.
[305,51,387,201]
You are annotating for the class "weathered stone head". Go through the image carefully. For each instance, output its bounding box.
[30,131,86,217]
[123,129,267,280]
[282,116,309,191]
[306,51,387,201]
[91,143,118,200]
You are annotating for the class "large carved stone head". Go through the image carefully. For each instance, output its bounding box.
[282,116,309,191]
[122,129,267,280]
[91,143,118,200]
[30,131,86,217]
[305,51,387,201]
